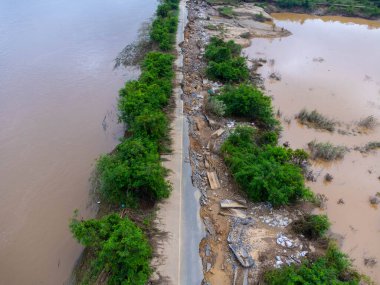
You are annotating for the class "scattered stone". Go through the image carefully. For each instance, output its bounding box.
[205,244,211,257]
[283,141,289,148]
[337,198,345,205]
[204,217,216,236]
[277,234,296,248]
[206,262,212,272]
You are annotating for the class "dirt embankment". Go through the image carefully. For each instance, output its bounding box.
[181,1,325,284]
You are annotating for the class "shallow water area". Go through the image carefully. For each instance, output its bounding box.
[0,0,156,284]
[245,13,380,282]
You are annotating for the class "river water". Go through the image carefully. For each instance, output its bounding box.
[245,13,380,282]
[0,0,156,284]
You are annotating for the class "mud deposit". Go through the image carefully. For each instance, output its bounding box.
[245,13,380,282]
[0,0,156,284]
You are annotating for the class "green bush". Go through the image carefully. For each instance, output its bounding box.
[221,126,312,206]
[292,214,330,239]
[218,84,279,130]
[205,37,249,83]
[96,138,171,204]
[207,96,227,117]
[264,243,361,285]
[150,0,179,51]
[70,214,152,285]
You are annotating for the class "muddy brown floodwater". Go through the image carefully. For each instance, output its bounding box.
[245,13,380,283]
[0,0,157,284]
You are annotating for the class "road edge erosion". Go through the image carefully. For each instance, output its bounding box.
[67,0,196,284]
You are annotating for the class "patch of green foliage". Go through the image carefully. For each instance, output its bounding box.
[96,138,171,205]
[292,214,330,239]
[264,243,361,284]
[205,37,249,83]
[71,1,180,283]
[150,0,180,51]
[217,84,279,130]
[70,214,152,285]
[221,126,312,206]
[97,51,175,206]
[218,6,235,17]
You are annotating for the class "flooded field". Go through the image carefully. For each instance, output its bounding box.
[245,13,380,282]
[0,0,156,284]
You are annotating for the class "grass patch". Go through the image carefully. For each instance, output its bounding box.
[292,214,330,239]
[264,243,362,285]
[308,140,348,161]
[205,37,249,83]
[296,109,336,132]
[221,126,312,207]
[218,6,235,18]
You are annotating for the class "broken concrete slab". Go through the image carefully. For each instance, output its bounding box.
[211,128,225,138]
[229,243,255,268]
[207,171,221,189]
[219,208,247,219]
[220,199,247,209]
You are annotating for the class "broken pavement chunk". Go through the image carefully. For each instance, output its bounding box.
[207,171,221,189]
[211,128,225,138]
[220,199,247,209]
[229,243,255,268]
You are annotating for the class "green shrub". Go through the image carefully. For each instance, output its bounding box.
[150,0,179,51]
[264,243,361,285]
[292,214,330,239]
[206,96,227,117]
[218,84,279,129]
[96,138,171,204]
[221,126,312,206]
[206,57,250,82]
[205,37,249,83]
[205,37,242,62]
[70,214,152,285]
[131,109,169,143]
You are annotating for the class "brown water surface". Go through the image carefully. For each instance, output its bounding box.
[0,0,156,284]
[245,13,380,283]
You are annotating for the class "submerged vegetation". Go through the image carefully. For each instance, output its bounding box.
[70,0,180,283]
[292,214,330,239]
[308,140,348,161]
[296,109,336,132]
[357,115,378,130]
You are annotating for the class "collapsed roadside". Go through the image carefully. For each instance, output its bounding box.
[181,1,371,284]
